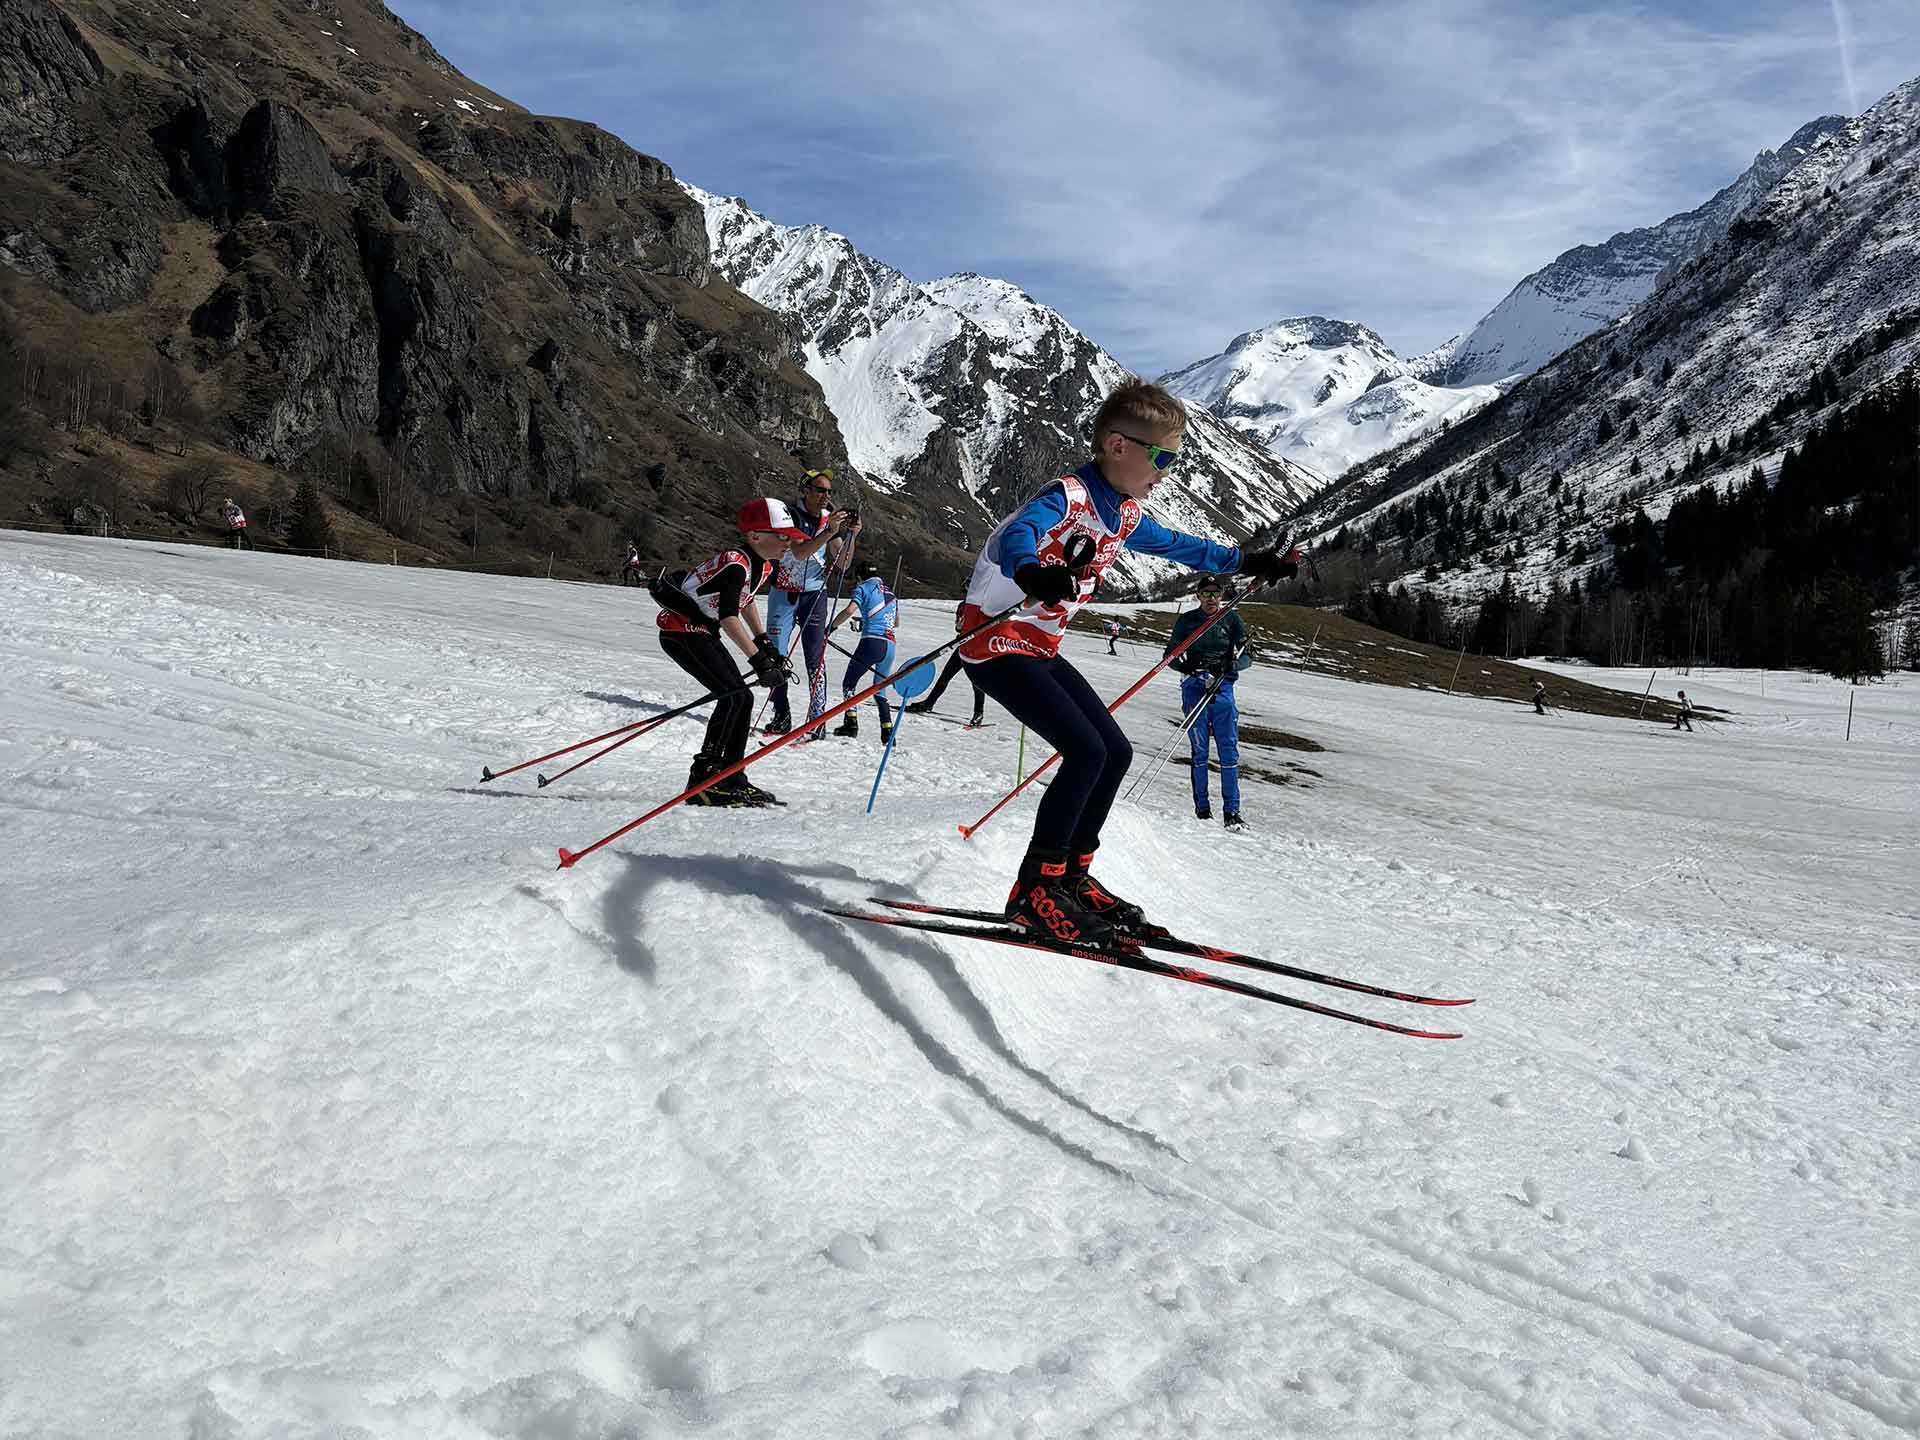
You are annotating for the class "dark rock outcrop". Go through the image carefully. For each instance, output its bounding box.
[228,101,349,218]
[0,0,105,164]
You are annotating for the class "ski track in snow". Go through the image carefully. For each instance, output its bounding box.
[2,533,1917,1439]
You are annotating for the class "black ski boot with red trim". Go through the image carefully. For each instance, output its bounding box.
[1004,847,1113,947]
[1068,847,1165,938]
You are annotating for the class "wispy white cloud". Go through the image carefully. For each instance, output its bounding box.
[392,0,1920,373]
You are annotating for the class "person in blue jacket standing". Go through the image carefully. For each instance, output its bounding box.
[830,561,900,743]
[1165,574,1251,830]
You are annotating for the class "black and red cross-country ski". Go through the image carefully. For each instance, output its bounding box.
[863,898,1472,1008]
[822,904,1469,1040]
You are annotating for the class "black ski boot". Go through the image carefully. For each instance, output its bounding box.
[1068,847,1160,937]
[716,772,781,807]
[879,721,894,746]
[763,714,791,737]
[905,699,936,715]
[1004,847,1112,947]
[1195,805,1212,821]
[833,712,859,738]
[1223,811,1247,831]
[683,756,748,808]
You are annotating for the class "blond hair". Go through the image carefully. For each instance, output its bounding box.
[1092,378,1187,446]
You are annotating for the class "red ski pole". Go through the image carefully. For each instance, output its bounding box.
[535,683,752,789]
[479,684,744,785]
[958,575,1268,840]
[556,537,1095,869]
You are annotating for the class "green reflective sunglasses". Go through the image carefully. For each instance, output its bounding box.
[1116,432,1181,470]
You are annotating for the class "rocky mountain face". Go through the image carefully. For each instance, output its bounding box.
[689,186,1320,592]
[1428,117,1854,390]
[0,0,980,578]
[1293,76,1920,608]
[1158,316,1501,482]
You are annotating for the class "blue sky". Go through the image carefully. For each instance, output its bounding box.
[394,0,1920,375]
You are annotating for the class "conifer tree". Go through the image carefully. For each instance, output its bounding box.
[289,472,337,554]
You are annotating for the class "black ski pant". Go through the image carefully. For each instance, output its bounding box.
[923,651,985,720]
[841,637,895,727]
[969,653,1132,855]
[659,630,752,769]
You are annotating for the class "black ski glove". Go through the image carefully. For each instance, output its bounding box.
[747,634,791,689]
[1014,562,1078,605]
[1237,545,1300,585]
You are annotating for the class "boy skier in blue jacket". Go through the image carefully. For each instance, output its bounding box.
[957,380,1297,944]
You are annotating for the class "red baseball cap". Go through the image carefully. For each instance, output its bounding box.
[737,497,808,539]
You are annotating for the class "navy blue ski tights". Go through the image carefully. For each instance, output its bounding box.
[967,654,1131,853]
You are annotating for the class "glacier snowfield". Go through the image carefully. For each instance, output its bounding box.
[3,531,1916,1439]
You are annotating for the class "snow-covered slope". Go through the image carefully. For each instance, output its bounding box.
[1432,117,1852,389]
[1161,317,1500,479]
[687,186,1320,592]
[6,532,1919,1437]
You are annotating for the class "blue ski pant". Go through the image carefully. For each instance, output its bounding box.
[765,589,829,723]
[1182,674,1241,813]
[842,636,896,725]
[968,653,1132,854]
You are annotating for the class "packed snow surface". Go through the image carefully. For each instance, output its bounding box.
[3,533,1917,1439]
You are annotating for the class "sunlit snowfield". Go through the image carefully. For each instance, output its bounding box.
[4,531,1917,1439]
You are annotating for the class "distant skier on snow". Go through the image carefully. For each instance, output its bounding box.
[1672,689,1694,731]
[221,497,251,551]
[1166,574,1252,830]
[1532,679,1549,715]
[648,498,803,807]
[955,378,1297,945]
[1104,619,1123,655]
[622,542,644,586]
[829,561,899,744]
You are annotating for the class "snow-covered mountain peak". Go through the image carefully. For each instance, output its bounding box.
[1427,113,1853,390]
[1159,317,1498,480]
[685,185,1320,593]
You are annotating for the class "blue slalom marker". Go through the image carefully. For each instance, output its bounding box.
[866,660,936,814]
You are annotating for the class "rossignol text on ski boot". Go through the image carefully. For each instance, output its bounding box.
[1005,847,1112,946]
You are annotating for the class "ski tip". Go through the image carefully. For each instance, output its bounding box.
[1427,997,1476,1007]
[1412,1030,1465,1040]
[822,906,886,924]
[536,773,550,788]
[480,767,496,783]
[957,824,975,840]
[556,847,578,869]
